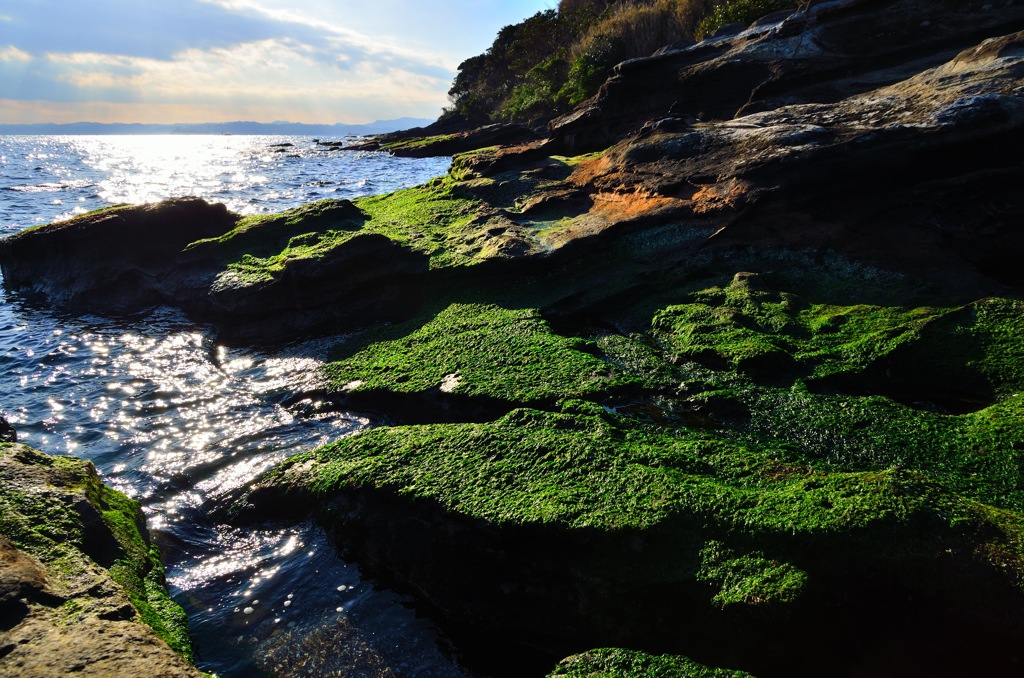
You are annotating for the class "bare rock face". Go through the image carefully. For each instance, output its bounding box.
[551,0,1024,153]
[550,29,1024,298]
[0,444,200,677]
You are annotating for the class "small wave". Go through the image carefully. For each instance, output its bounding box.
[5,180,94,193]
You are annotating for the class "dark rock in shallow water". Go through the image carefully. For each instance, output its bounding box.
[0,417,14,443]
[344,122,538,158]
[0,198,235,313]
[0,197,433,342]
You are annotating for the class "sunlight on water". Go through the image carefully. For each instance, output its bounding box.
[0,135,467,677]
[0,134,450,232]
[0,301,467,676]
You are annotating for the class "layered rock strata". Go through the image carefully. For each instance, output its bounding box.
[2,1,1024,676]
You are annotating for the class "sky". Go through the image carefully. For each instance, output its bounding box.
[0,0,554,125]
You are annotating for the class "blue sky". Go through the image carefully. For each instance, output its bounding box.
[0,0,554,124]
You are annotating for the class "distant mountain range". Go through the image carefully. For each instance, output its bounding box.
[0,118,434,136]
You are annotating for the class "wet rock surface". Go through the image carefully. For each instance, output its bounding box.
[4,1,1024,676]
[0,444,200,677]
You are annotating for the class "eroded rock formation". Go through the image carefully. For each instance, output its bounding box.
[0,443,199,677]
[3,1,1024,676]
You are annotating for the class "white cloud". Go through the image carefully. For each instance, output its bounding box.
[33,38,449,122]
[0,46,32,62]
[196,0,456,70]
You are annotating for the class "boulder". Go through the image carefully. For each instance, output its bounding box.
[0,418,13,444]
[0,444,199,676]
[0,198,235,312]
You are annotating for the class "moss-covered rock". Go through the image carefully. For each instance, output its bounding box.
[7,5,1024,676]
[548,648,754,678]
[0,443,199,676]
[321,303,626,416]
[229,264,1024,674]
[234,401,1024,674]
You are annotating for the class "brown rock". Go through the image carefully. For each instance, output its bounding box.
[551,0,1024,153]
[0,445,200,677]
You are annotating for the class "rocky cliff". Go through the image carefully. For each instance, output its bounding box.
[3,0,1024,676]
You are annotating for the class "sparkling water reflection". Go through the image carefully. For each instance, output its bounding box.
[0,135,450,233]
[0,298,468,677]
[0,136,467,676]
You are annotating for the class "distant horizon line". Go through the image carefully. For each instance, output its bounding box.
[0,118,435,135]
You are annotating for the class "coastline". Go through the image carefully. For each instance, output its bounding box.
[3,1,1024,676]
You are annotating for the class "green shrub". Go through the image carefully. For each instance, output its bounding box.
[446,0,721,125]
[696,0,797,40]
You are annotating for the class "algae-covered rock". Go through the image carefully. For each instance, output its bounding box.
[233,401,1024,674]
[0,443,199,677]
[319,303,628,420]
[5,1,1024,675]
[548,648,754,678]
[228,265,1024,674]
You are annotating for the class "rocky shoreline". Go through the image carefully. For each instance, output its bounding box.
[3,0,1024,675]
[0,419,201,677]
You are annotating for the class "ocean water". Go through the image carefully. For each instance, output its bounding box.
[0,135,467,677]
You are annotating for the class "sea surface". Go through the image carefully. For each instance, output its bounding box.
[0,135,468,676]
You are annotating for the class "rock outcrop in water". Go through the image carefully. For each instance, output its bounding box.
[339,121,538,158]
[4,0,1024,676]
[0,443,200,677]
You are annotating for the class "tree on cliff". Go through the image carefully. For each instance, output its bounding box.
[442,0,795,127]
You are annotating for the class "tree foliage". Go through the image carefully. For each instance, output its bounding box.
[442,0,796,127]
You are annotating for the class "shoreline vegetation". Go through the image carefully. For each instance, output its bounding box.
[4,0,1024,675]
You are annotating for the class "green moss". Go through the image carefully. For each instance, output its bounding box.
[379,133,458,153]
[596,333,681,392]
[173,149,615,288]
[241,257,1024,662]
[645,276,1024,513]
[549,647,754,677]
[697,541,808,607]
[652,273,948,379]
[181,199,365,286]
[0,445,193,661]
[268,407,1007,550]
[352,176,504,268]
[322,303,624,404]
[743,389,1024,512]
[280,408,700,530]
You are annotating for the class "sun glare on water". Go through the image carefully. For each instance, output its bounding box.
[74,135,272,208]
